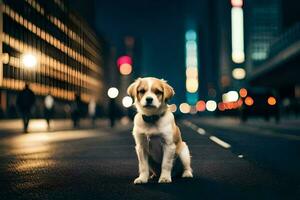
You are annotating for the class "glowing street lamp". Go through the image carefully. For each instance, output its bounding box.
[107,87,119,99]
[21,53,37,68]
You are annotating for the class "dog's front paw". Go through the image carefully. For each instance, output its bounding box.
[134,176,148,184]
[158,175,172,183]
[182,170,193,178]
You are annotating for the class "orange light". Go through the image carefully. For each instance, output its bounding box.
[196,100,206,112]
[239,88,247,98]
[218,102,225,111]
[237,98,243,106]
[267,96,276,106]
[245,96,254,106]
[119,63,132,75]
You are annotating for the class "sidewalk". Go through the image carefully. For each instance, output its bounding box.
[0,118,110,133]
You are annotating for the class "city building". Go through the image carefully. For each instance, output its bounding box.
[246,0,300,101]
[0,0,104,117]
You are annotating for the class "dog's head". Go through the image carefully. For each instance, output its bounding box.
[127,77,174,114]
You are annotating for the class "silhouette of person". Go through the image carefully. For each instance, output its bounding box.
[16,83,36,133]
[88,98,96,127]
[109,98,116,128]
[71,93,82,128]
[44,92,54,129]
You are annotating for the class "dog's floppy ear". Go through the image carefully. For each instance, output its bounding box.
[127,78,141,98]
[162,79,175,101]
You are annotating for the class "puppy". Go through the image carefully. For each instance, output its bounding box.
[127,77,193,184]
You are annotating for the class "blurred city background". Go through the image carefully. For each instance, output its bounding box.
[0,0,300,199]
[0,0,299,122]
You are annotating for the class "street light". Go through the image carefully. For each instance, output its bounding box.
[21,53,37,68]
[107,87,119,99]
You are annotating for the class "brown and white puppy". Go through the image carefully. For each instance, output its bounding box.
[127,77,193,184]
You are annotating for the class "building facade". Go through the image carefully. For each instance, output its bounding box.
[246,0,300,96]
[0,0,103,117]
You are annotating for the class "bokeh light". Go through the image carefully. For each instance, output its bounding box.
[179,103,191,114]
[218,102,225,111]
[122,96,133,108]
[117,55,132,66]
[107,87,119,99]
[231,0,243,7]
[22,53,37,68]
[186,78,199,93]
[231,7,245,64]
[196,100,206,112]
[267,96,276,106]
[119,63,132,75]
[185,30,197,41]
[222,91,239,103]
[206,100,217,112]
[186,67,198,78]
[169,104,177,113]
[245,96,254,106]
[239,88,247,98]
[232,68,246,80]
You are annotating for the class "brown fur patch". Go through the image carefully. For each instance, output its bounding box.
[173,124,183,154]
[151,81,164,102]
[136,80,148,101]
[162,81,174,101]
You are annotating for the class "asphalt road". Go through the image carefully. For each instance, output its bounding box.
[0,118,299,200]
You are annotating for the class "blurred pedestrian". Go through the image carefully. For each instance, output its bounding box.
[16,83,36,133]
[109,98,116,128]
[88,98,96,127]
[44,92,54,129]
[71,93,82,128]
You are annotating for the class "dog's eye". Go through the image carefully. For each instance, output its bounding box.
[138,89,146,94]
[155,90,163,95]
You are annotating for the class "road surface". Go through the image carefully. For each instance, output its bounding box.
[0,117,299,199]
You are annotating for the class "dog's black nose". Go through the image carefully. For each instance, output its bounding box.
[146,97,153,104]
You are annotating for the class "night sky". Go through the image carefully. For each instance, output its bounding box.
[93,0,212,103]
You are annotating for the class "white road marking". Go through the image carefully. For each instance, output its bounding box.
[238,154,244,158]
[197,128,206,135]
[209,136,231,149]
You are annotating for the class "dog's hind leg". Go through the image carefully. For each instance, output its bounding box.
[178,142,193,178]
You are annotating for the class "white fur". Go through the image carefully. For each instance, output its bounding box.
[130,78,193,184]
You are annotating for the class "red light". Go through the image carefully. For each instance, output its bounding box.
[218,102,225,111]
[196,100,206,112]
[231,0,243,7]
[117,56,132,67]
